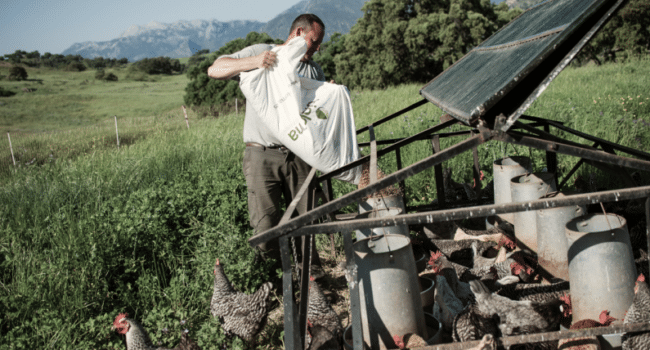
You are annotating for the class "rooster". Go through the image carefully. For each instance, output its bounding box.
[306,276,342,347]
[210,258,273,343]
[623,274,650,350]
[112,313,201,350]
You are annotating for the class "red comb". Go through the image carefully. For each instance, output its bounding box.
[599,310,617,326]
[638,274,645,282]
[510,261,525,275]
[309,275,316,282]
[113,313,128,329]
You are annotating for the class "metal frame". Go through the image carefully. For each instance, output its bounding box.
[245,0,647,347]
[250,107,650,349]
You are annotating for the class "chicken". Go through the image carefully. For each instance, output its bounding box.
[430,239,496,263]
[210,258,273,343]
[472,241,509,270]
[393,333,428,349]
[452,302,501,343]
[497,280,571,304]
[306,324,341,350]
[112,313,202,350]
[453,222,517,249]
[428,251,474,306]
[558,310,616,350]
[307,276,342,345]
[469,279,565,337]
[460,253,536,283]
[433,275,467,332]
[623,274,650,350]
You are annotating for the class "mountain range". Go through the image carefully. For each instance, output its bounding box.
[61,0,536,61]
[62,0,368,61]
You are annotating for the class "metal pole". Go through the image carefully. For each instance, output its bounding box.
[182,105,190,129]
[7,132,15,167]
[114,116,120,149]
[235,98,238,115]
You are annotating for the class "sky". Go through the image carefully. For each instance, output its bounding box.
[0,0,301,56]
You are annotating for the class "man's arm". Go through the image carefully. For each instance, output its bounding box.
[207,51,277,80]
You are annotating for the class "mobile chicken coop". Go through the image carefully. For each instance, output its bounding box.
[248,0,650,348]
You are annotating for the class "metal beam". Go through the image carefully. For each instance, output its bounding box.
[496,131,650,172]
[286,186,650,236]
[248,133,488,247]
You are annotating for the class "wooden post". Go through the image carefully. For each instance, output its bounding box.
[7,132,15,167]
[235,98,238,115]
[114,116,120,149]
[181,105,190,129]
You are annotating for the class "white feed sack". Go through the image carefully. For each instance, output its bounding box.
[239,37,362,184]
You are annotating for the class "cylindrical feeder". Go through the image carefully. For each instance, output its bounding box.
[565,213,636,324]
[354,234,427,350]
[493,156,532,223]
[359,195,406,214]
[510,172,556,251]
[536,192,586,281]
[355,207,409,240]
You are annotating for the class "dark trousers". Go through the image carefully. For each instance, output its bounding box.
[243,145,321,268]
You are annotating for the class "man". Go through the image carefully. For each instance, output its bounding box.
[207,14,326,278]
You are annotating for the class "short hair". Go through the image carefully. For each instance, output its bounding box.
[289,14,325,36]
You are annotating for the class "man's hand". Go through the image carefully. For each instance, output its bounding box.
[208,50,277,80]
[258,51,277,69]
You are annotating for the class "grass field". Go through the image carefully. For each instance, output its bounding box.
[0,57,649,349]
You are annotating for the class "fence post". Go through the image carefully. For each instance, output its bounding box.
[182,105,190,129]
[7,132,15,167]
[235,98,238,115]
[114,116,120,149]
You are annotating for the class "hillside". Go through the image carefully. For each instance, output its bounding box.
[61,20,265,61]
[259,0,369,41]
[60,0,369,61]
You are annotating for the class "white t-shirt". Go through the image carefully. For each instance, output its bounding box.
[219,43,326,146]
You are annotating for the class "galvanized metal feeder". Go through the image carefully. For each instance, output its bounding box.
[248,0,650,348]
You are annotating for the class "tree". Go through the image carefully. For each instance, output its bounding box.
[184,31,283,107]
[334,0,521,90]
[65,61,87,71]
[134,57,183,74]
[313,32,346,82]
[8,66,28,81]
[575,0,649,64]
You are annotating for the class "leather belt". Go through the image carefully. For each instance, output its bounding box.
[246,142,288,152]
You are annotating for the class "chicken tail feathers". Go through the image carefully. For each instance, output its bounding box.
[469,279,490,296]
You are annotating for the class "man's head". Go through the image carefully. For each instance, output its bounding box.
[287,14,325,62]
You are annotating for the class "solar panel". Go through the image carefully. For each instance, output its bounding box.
[420,0,623,128]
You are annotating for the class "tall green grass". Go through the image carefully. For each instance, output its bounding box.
[0,57,649,349]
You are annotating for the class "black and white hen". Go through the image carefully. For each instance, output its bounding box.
[623,274,650,350]
[210,258,273,343]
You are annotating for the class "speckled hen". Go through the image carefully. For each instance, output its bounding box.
[210,258,273,343]
[623,274,650,350]
[112,313,201,350]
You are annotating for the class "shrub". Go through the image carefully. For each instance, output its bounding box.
[65,61,87,72]
[0,86,16,97]
[104,72,118,81]
[95,69,105,80]
[8,66,28,81]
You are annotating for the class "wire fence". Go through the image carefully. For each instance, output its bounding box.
[0,104,233,179]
